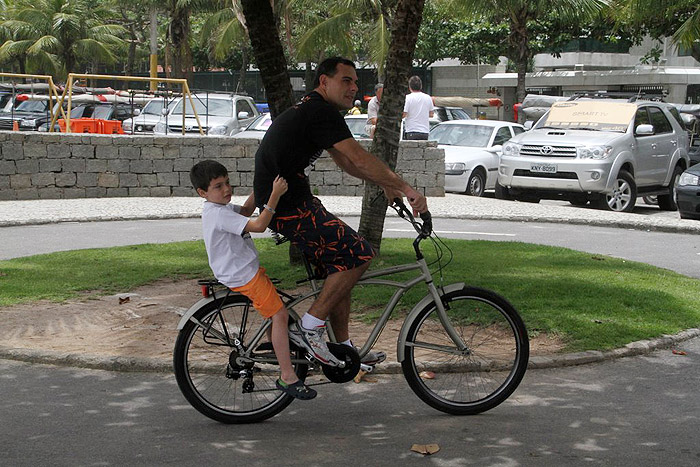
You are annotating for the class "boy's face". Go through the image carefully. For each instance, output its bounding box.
[197,175,231,205]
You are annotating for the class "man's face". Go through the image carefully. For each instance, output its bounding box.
[319,63,359,110]
[197,175,232,205]
[376,87,383,101]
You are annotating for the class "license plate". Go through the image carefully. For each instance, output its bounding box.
[530,163,557,174]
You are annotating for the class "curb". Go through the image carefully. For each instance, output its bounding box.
[2,211,699,235]
[2,328,698,374]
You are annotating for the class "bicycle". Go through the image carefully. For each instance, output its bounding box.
[173,199,529,423]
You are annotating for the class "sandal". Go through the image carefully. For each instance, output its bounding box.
[276,378,317,400]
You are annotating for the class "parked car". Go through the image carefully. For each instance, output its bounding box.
[676,163,700,219]
[345,114,370,139]
[0,98,58,131]
[433,106,471,123]
[498,98,690,212]
[122,97,169,134]
[430,120,525,196]
[230,113,272,140]
[38,102,140,132]
[153,94,259,136]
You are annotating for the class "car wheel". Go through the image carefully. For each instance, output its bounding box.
[642,195,658,205]
[466,169,486,197]
[495,181,513,200]
[657,165,683,211]
[597,170,636,212]
[515,195,540,203]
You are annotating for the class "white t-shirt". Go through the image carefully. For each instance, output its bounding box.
[201,201,259,288]
[403,91,434,133]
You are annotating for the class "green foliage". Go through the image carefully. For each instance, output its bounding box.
[2,238,699,354]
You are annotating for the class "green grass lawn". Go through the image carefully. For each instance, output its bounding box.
[1,238,699,353]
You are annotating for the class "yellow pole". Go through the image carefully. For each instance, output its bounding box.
[149,54,158,92]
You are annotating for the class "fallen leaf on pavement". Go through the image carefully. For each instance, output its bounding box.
[118,297,130,305]
[419,371,435,379]
[411,444,440,455]
[353,370,367,383]
[672,349,687,356]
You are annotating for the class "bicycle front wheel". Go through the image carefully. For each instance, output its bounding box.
[401,286,529,415]
[173,294,308,424]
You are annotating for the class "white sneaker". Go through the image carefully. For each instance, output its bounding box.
[288,322,343,367]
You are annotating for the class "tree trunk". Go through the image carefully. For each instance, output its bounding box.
[169,8,193,85]
[358,0,426,253]
[240,0,293,119]
[235,48,248,94]
[240,0,299,263]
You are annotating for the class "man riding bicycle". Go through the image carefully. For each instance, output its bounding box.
[253,56,428,367]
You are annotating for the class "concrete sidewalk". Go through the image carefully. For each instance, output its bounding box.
[2,193,699,233]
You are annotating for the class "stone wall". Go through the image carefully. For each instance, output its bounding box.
[0,131,444,200]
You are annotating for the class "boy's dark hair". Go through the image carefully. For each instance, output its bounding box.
[408,75,422,92]
[190,160,228,192]
[313,57,356,88]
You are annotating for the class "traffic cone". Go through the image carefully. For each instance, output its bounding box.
[12,120,19,131]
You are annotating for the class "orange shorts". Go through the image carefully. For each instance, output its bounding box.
[231,267,283,318]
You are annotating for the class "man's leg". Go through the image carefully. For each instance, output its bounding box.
[307,261,370,342]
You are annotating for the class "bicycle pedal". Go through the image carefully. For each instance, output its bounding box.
[360,363,374,373]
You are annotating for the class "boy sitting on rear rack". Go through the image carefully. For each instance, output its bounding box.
[190,160,316,400]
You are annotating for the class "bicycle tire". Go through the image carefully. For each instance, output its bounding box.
[173,294,308,424]
[401,286,529,415]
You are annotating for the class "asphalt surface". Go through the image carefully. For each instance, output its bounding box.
[1,194,699,372]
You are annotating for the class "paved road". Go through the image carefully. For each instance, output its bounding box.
[3,216,699,279]
[2,335,699,466]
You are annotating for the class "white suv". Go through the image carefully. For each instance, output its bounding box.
[154,94,259,136]
[498,98,690,212]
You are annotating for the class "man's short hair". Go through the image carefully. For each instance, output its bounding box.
[374,83,384,93]
[313,57,356,88]
[408,75,422,92]
[190,160,228,192]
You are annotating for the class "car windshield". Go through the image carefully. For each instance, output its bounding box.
[345,117,368,138]
[245,114,271,131]
[535,101,636,132]
[15,100,48,112]
[92,106,112,120]
[142,99,165,115]
[171,98,232,117]
[429,124,493,147]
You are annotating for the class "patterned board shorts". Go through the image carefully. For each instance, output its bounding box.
[272,197,375,278]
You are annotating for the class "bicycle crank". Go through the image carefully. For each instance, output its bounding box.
[321,343,361,383]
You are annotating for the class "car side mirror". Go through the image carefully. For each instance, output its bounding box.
[523,121,533,130]
[161,108,169,116]
[132,109,141,116]
[488,144,503,154]
[237,111,249,120]
[635,124,654,136]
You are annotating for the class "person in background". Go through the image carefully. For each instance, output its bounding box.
[402,75,433,140]
[347,99,362,115]
[365,83,383,138]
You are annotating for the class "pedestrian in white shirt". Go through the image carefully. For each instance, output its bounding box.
[402,75,433,140]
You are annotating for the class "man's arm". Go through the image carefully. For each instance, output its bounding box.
[328,138,427,213]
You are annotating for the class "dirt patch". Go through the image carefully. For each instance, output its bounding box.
[0,279,565,360]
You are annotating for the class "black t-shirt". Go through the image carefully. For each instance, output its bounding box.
[253,91,353,213]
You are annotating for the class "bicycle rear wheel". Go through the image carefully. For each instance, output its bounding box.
[173,294,308,424]
[401,286,529,415]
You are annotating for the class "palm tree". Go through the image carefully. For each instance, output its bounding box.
[240,0,293,118]
[616,0,700,62]
[200,0,253,93]
[446,0,607,117]
[0,0,125,78]
[358,0,426,252]
[294,0,393,76]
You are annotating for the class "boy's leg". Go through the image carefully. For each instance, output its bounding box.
[269,306,298,384]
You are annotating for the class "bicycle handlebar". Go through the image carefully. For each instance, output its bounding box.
[391,198,432,238]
